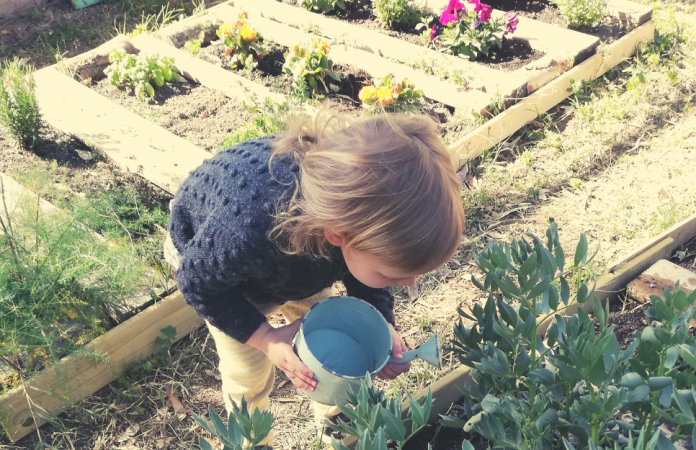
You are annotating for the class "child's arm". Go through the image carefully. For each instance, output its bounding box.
[247,321,317,391]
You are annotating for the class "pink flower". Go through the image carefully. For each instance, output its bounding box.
[480,3,492,21]
[504,10,518,34]
[440,0,464,25]
[430,24,438,41]
[468,0,482,12]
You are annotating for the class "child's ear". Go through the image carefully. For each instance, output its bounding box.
[324,228,346,247]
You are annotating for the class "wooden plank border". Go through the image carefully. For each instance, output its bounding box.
[447,18,656,169]
[0,293,203,442]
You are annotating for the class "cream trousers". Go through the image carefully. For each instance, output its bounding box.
[205,287,340,446]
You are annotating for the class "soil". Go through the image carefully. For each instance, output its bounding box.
[89,78,252,153]
[481,0,629,43]
[669,237,696,275]
[476,38,546,71]
[285,0,545,71]
[404,421,490,450]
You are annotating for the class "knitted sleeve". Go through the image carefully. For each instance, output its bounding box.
[342,272,396,325]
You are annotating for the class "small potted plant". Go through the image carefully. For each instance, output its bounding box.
[216,11,270,70]
[421,0,519,60]
[358,74,424,114]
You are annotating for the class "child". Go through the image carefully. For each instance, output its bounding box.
[164,111,465,445]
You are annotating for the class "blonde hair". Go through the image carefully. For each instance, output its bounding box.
[270,110,465,272]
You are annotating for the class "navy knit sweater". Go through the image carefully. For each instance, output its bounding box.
[168,137,395,343]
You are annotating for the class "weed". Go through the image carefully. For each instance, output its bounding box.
[0,58,43,151]
[549,0,607,27]
[301,0,346,14]
[373,0,426,27]
[185,39,203,57]
[218,98,299,149]
[155,325,177,354]
[0,179,145,379]
[569,178,582,190]
[30,7,43,25]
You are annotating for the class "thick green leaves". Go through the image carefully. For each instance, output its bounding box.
[574,234,588,267]
[528,369,555,386]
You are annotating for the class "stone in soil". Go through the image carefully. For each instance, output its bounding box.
[89,78,252,153]
[626,259,696,303]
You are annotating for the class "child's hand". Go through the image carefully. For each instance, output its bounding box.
[378,323,411,380]
[247,321,318,391]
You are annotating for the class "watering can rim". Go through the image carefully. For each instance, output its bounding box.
[298,295,393,380]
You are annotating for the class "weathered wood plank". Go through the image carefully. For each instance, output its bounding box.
[447,19,656,168]
[0,173,61,230]
[0,293,203,442]
[0,0,44,18]
[33,67,211,195]
[232,0,527,98]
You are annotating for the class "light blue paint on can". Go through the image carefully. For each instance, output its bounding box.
[294,296,393,405]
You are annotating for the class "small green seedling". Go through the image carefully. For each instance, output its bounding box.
[104,49,180,102]
[155,325,177,353]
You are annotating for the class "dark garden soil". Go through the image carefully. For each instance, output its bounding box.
[404,421,490,450]
[669,237,696,275]
[283,0,545,71]
[476,39,546,71]
[481,0,629,43]
[89,78,251,153]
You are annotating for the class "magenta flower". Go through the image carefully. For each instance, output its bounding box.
[504,10,518,34]
[468,0,482,12]
[480,3,492,21]
[439,0,464,25]
[430,24,438,41]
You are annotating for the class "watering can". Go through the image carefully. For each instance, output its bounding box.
[293,296,441,406]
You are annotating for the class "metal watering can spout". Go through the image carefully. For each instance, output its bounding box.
[387,333,441,369]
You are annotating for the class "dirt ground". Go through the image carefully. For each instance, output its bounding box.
[2,0,696,450]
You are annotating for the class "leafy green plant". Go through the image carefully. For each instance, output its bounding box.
[216,11,270,70]
[104,49,179,102]
[327,373,433,450]
[373,0,424,27]
[549,0,607,28]
[283,38,340,93]
[0,58,43,151]
[301,0,346,14]
[194,396,274,450]
[441,220,696,449]
[358,74,423,114]
[185,38,203,56]
[155,325,177,353]
[423,0,518,60]
[218,98,295,149]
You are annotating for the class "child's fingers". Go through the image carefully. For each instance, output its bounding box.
[282,354,317,390]
[379,361,411,380]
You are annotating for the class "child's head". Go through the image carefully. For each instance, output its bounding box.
[271,110,465,288]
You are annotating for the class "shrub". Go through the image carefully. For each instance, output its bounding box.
[104,49,179,102]
[301,0,346,14]
[0,58,43,151]
[373,0,424,27]
[550,0,607,28]
[441,220,696,449]
[358,74,423,114]
[282,38,340,93]
[423,0,518,60]
[216,11,270,70]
